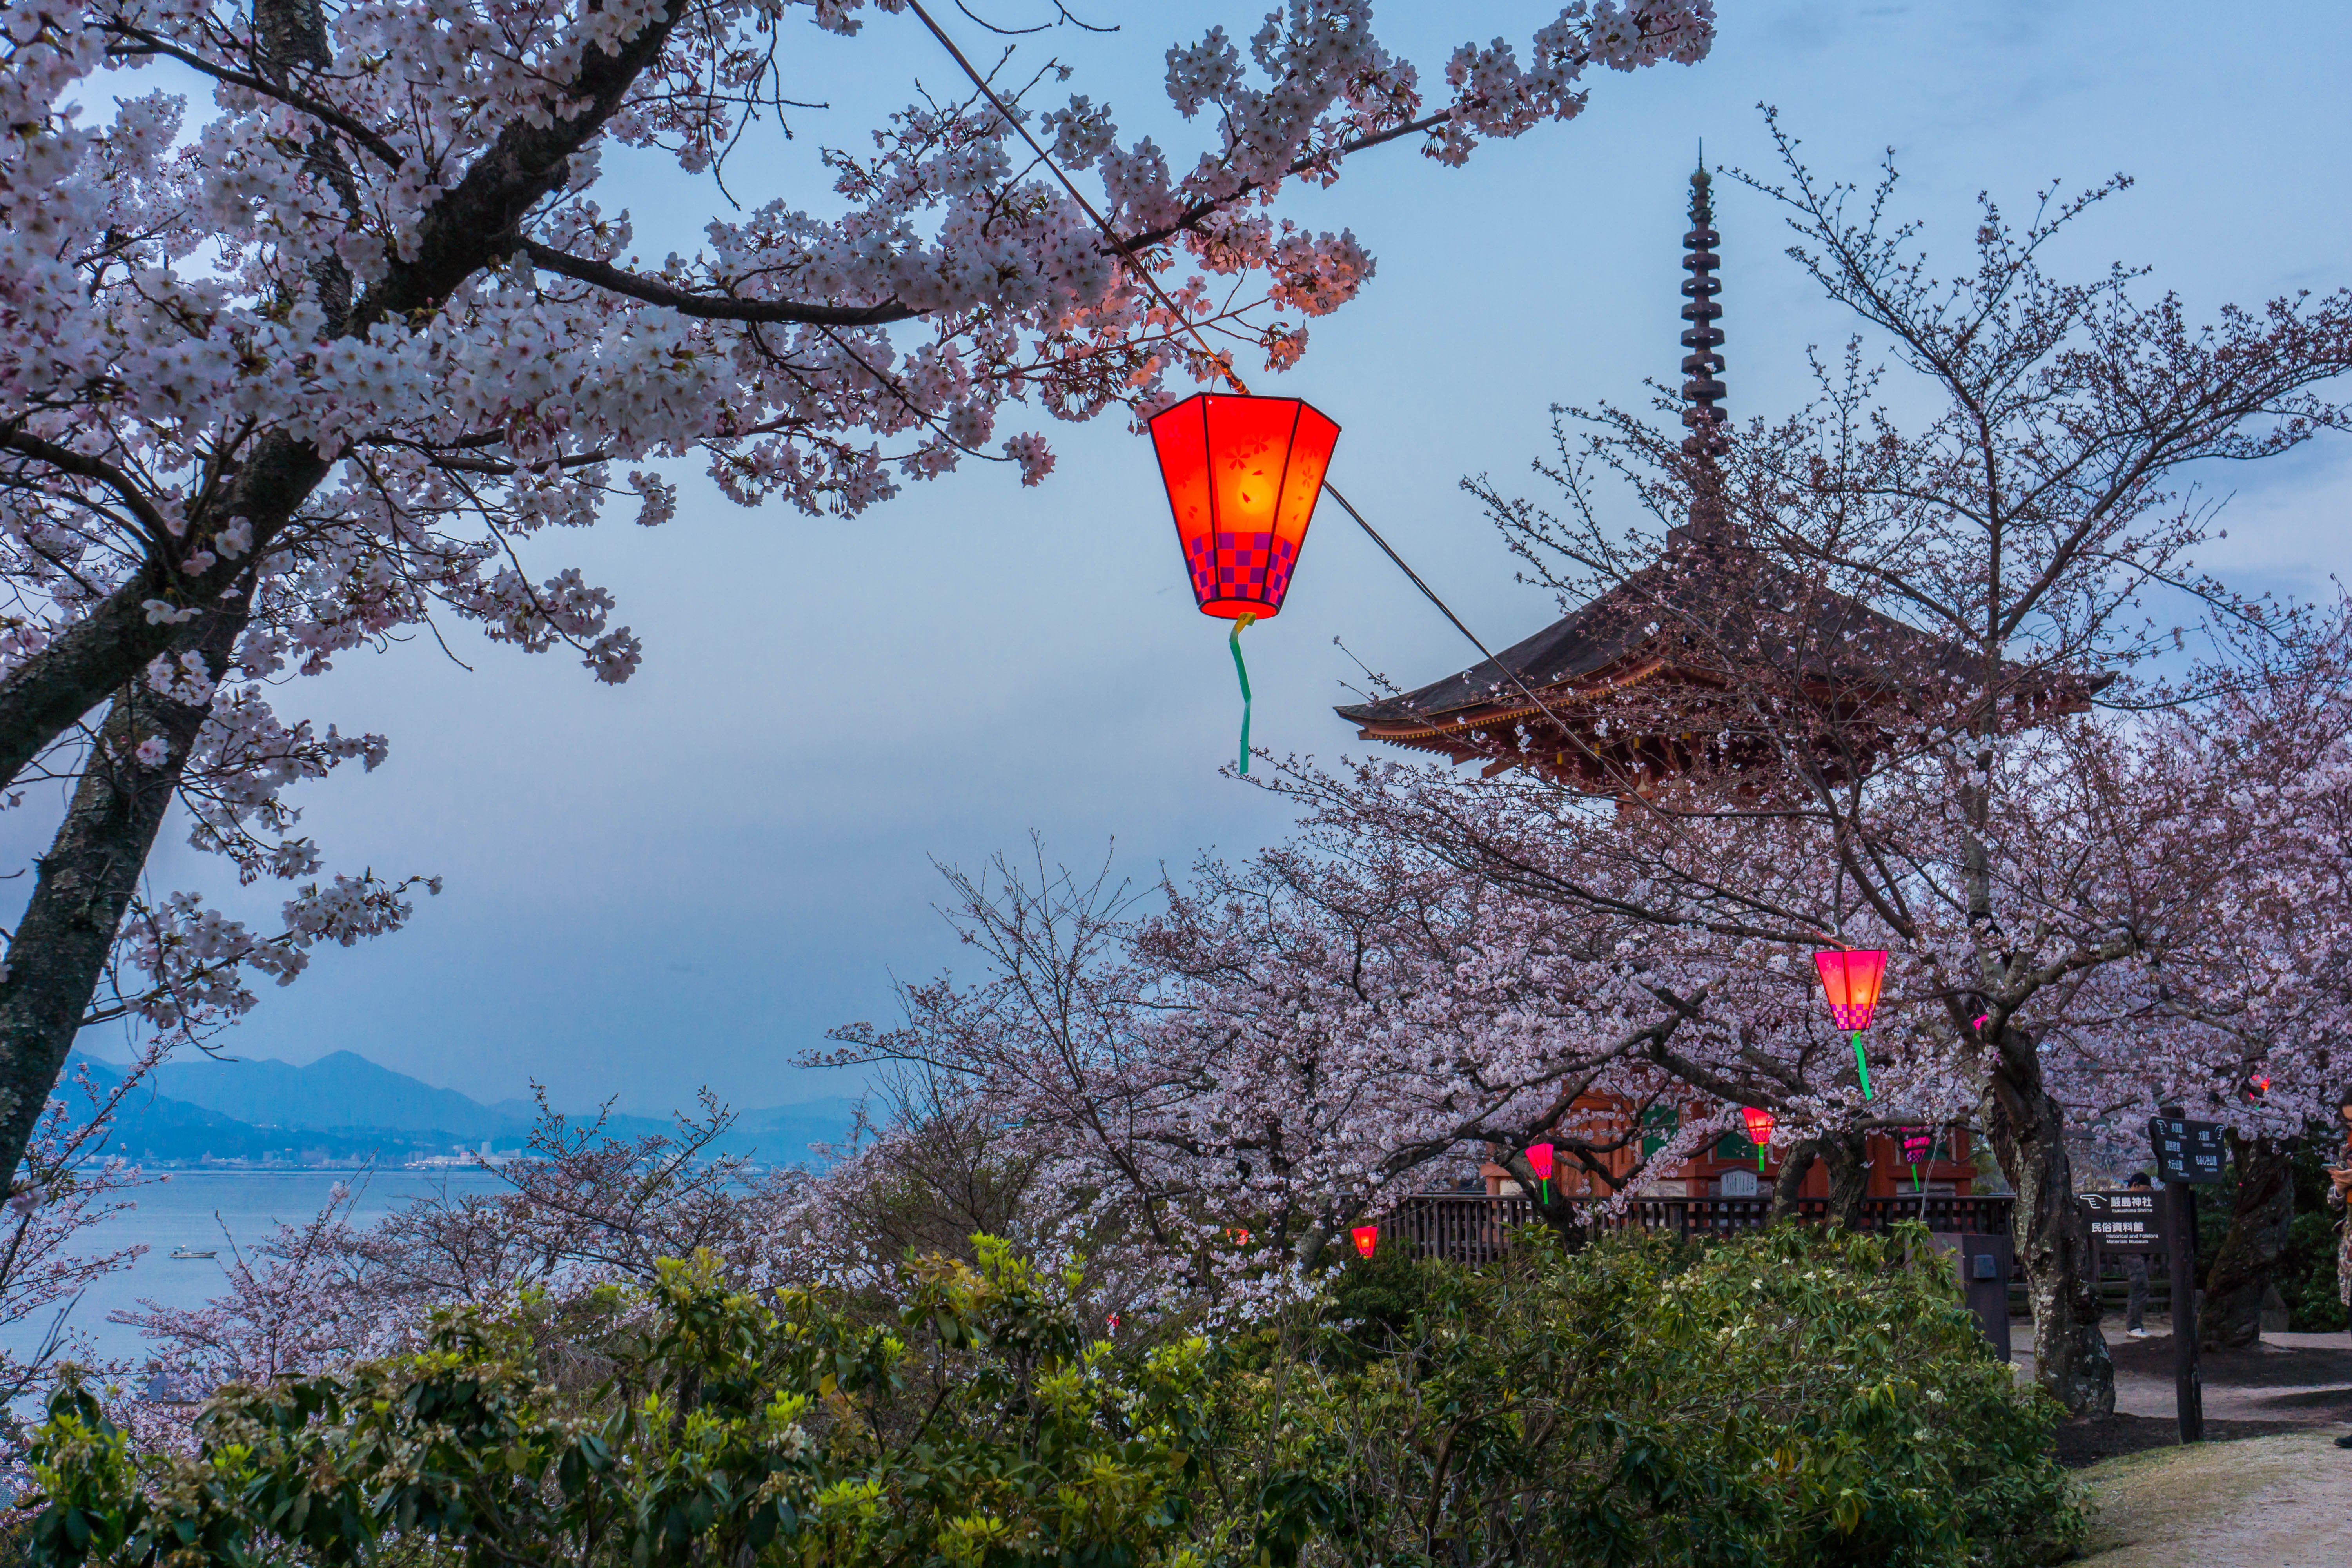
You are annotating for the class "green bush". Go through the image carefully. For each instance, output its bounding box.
[1270,1223,2082,1567]
[13,1226,2078,1568]
[17,1244,1293,1568]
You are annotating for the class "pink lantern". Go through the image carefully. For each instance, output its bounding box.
[1740,1107,1774,1174]
[1524,1141,1555,1201]
[1350,1224,1379,1259]
[1898,1125,1936,1194]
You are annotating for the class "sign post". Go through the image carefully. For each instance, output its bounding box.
[2146,1108,2226,1444]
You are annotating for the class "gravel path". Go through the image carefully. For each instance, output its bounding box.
[2004,1323,2352,1557]
[2073,1432,2352,1567]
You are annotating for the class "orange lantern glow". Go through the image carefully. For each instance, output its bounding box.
[1149,392,1342,775]
[1812,949,1889,1031]
[1149,393,1340,621]
[1812,948,1889,1101]
[1350,1223,1379,1259]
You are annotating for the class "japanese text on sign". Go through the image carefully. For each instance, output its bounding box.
[2080,1190,2162,1252]
[2145,1116,2226,1185]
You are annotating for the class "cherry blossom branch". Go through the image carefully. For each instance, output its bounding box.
[515,241,926,327]
[98,22,404,168]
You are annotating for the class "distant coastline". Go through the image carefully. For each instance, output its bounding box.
[61,1049,855,1170]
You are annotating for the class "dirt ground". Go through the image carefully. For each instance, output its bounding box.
[2071,1432,2352,1566]
[2008,1324,2352,1564]
[2017,1325,2352,1467]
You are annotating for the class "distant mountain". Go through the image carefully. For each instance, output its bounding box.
[62,1050,857,1166]
[60,1055,468,1164]
[149,1049,517,1138]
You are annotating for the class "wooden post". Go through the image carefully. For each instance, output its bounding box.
[2166,1177,2204,1443]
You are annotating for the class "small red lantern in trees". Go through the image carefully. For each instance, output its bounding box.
[1898,1127,1936,1192]
[1149,393,1342,773]
[1350,1224,1379,1259]
[1812,948,1890,1101]
[1524,1142,1555,1202]
[1740,1107,1775,1173]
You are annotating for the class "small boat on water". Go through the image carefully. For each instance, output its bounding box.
[167,1247,218,1260]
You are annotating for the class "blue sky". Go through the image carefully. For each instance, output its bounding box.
[65,1,2352,1113]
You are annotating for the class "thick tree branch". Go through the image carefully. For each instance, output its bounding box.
[517,241,926,327]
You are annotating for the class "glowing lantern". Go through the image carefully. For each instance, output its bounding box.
[1148,392,1342,773]
[1740,1107,1774,1173]
[1524,1142,1555,1202]
[1898,1126,1935,1192]
[1812,948,1889,1102]
[2250,1074,2271,1099]
[1350,1224,1379,1260]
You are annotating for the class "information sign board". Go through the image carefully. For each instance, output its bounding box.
[2146,1116,2226,1185]
[2080,1189,2162,1252]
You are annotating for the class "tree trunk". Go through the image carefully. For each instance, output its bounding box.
[0,604,245,1188]
[0,2,685,799]
[1982,1033,2114,1417]
[1819,1131,1871,1230]
[2201,1133,2295,1350]
[1769,1138,1820,1222]
[1514,1155,1592,1254]
[0,0,690,1184]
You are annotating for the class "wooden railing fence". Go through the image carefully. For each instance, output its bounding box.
[1380,1192,2019,1268]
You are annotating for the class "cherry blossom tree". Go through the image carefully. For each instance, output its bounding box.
[0,1054,160,1414]
[1289,125,2352,1414]
[809,835,1760,1298]
[2034,652,2352,1349]
[0,0,1720,1189]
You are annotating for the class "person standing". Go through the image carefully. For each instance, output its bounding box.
[2122,1171,2155,1338]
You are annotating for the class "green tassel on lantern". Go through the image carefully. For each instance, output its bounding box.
[1229,613,1256,775]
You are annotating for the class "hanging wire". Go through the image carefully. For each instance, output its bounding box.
[898,0,1604,766]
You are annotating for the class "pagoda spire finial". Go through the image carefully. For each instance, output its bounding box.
[1677,150,1728,539]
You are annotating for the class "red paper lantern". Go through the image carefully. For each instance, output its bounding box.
[1898,1127,1935,1165]
[1740,1107,1775,1148]
[1524,1142,1555,1180]
[1149,392,1341,621]
[1812,949,1889,1031]
[1350,1223,1379,1259]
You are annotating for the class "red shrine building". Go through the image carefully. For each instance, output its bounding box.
[1474,1116,1980,1205]
[1338,164,2026,1210]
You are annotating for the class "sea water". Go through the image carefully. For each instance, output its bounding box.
[1,1167,510,1370]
